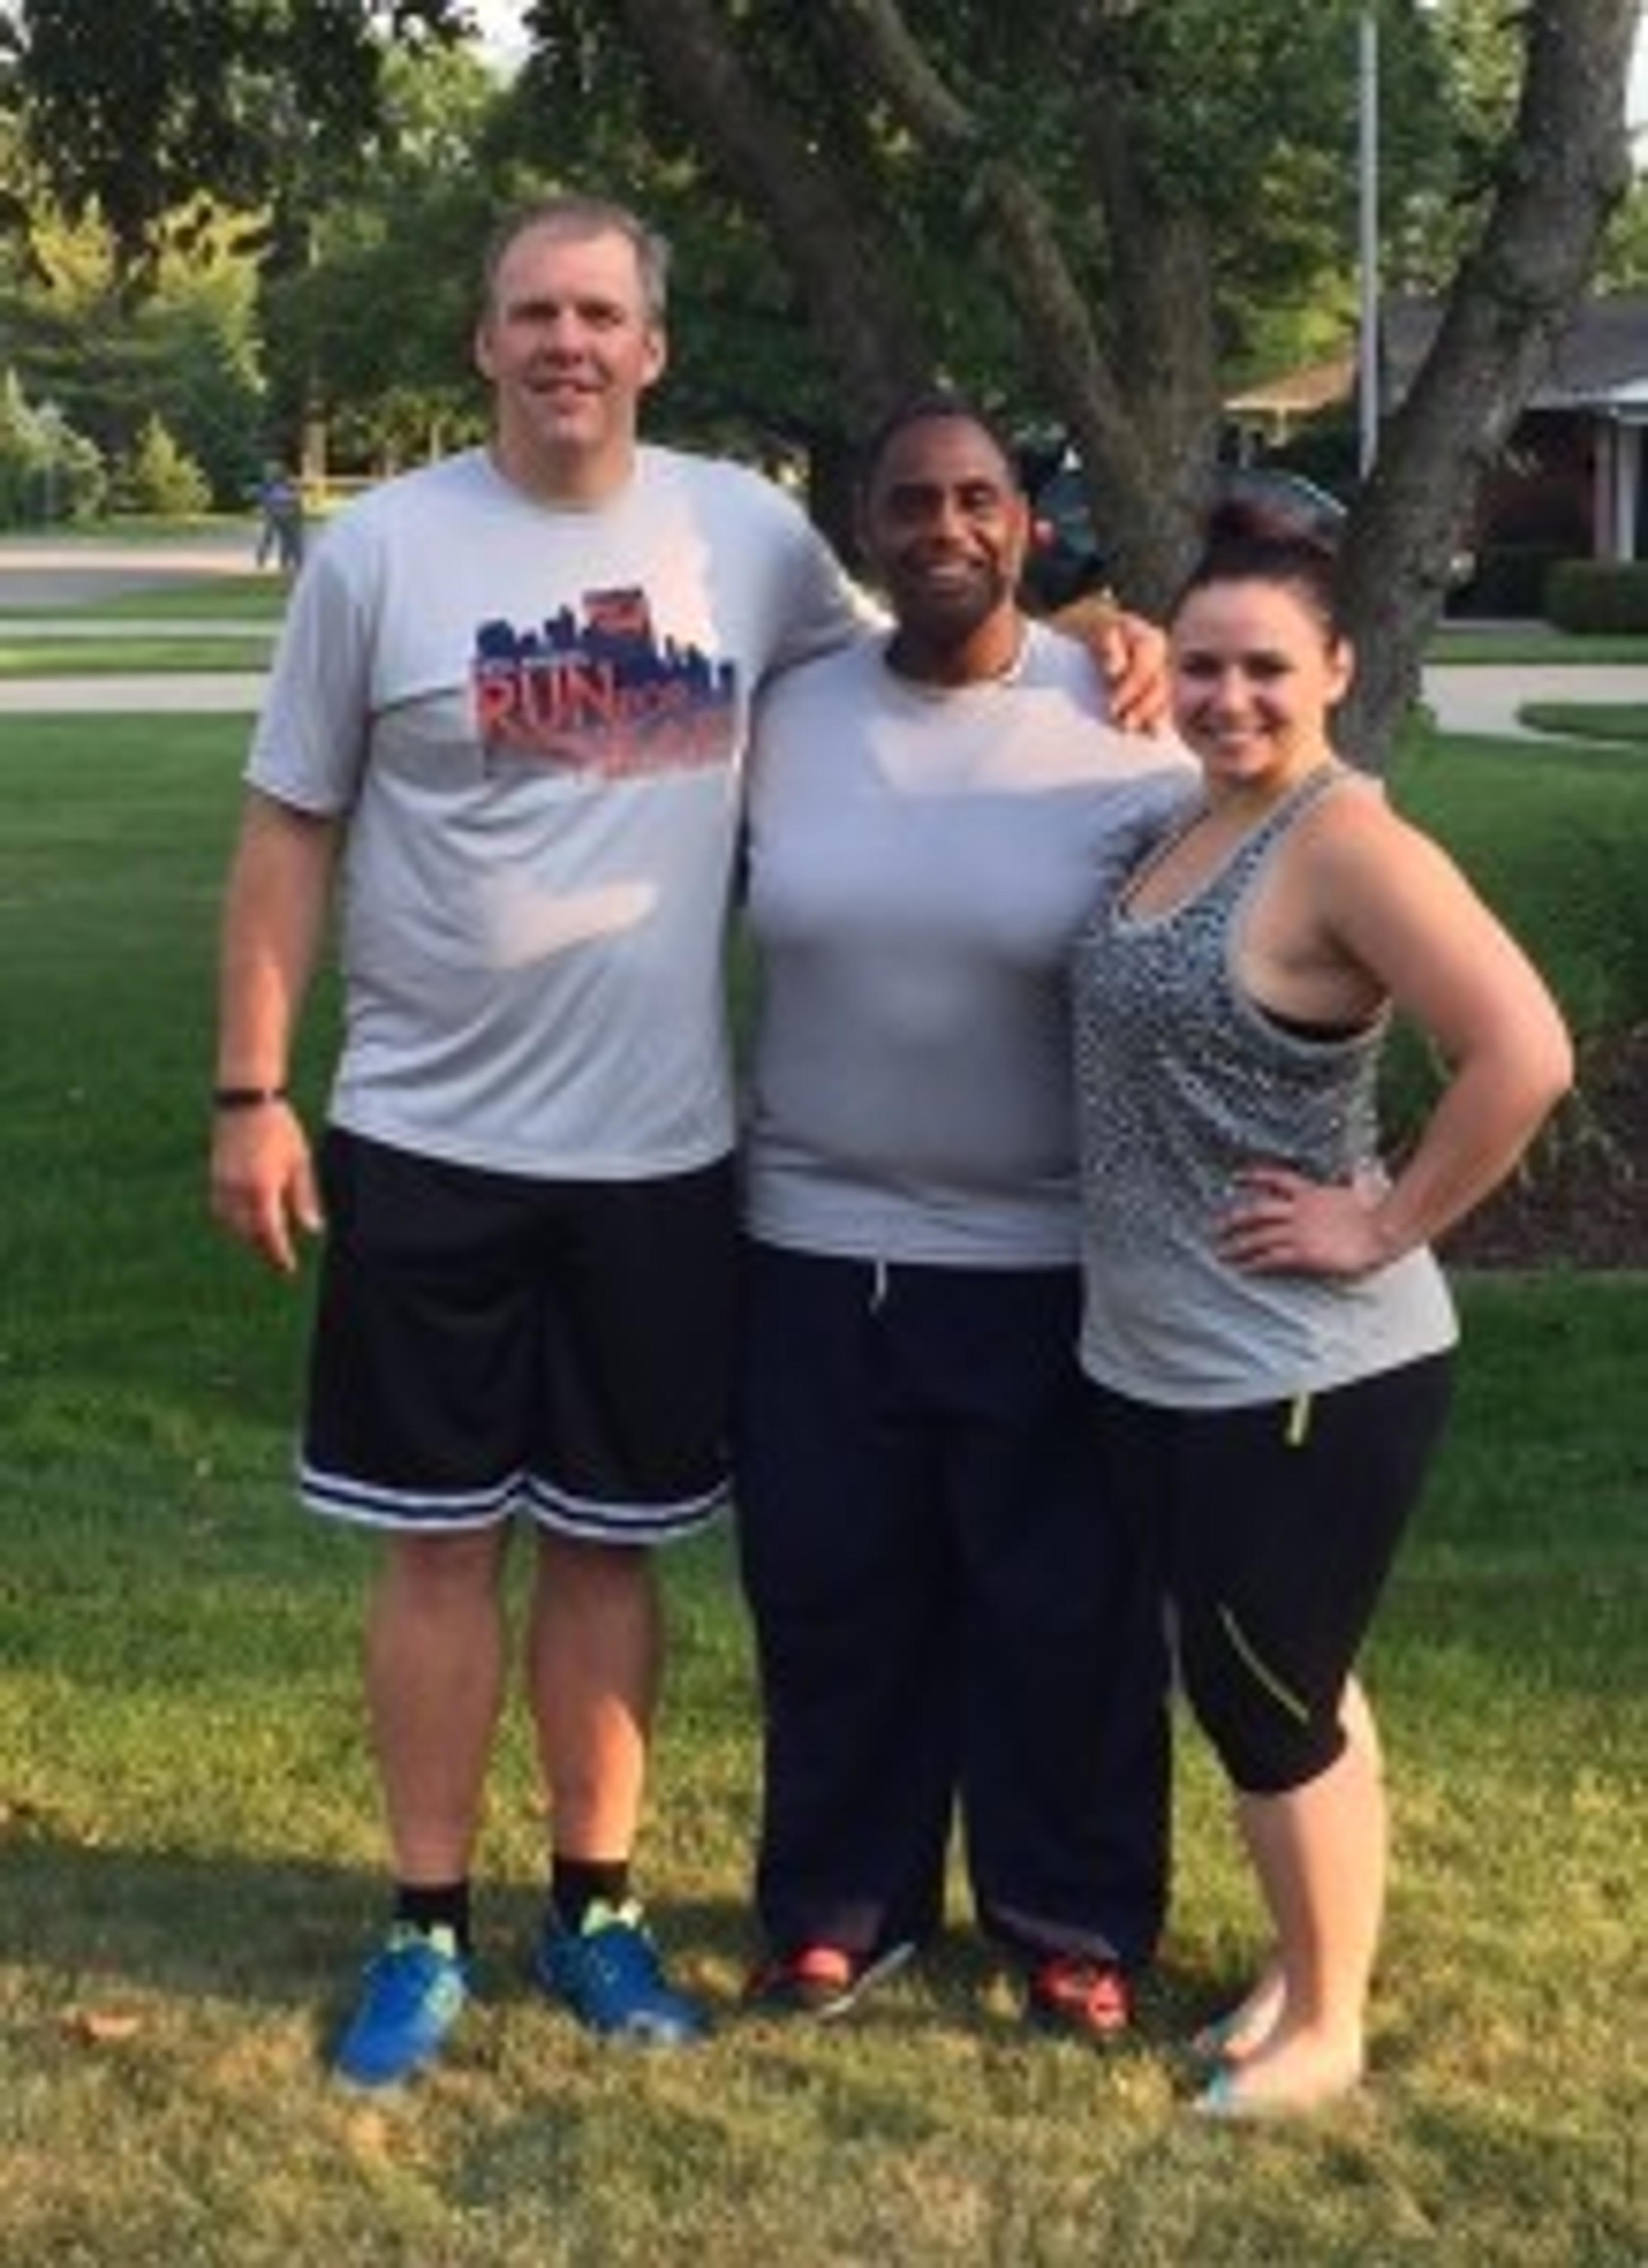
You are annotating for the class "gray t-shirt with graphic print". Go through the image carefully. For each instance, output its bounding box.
[248,445,859,1179]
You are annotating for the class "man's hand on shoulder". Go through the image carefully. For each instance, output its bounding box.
[1052,593,1170,734]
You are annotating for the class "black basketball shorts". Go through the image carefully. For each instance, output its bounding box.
[298,1128,734,1545]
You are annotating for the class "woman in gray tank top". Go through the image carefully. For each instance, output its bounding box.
[1071,502,1572,2118]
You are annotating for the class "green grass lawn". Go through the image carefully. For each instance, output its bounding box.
[1517,703,1648,747]
[1390,730,1648,1058]
[1430,627,1648,664]
[0,637,277,674]
[58,576,290,623]
[1,716,1645,2265]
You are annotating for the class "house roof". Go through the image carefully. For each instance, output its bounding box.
[1227,296,1648,424]
[1383,293,1648,410]
[1226,355,1356,419]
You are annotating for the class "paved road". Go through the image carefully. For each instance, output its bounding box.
[0,528,261,608]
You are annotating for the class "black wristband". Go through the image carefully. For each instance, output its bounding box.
[212,1085,288,1111]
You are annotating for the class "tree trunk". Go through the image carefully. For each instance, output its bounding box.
[815,0,1222,606]
[609,0,935,430]
[1336,0,1637,764]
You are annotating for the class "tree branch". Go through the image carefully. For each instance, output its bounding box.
[1338,0,1637,761]
[818,0,1211,596]
[609,0,932,427]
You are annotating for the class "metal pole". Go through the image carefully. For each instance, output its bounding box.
[1357,8,1380,477]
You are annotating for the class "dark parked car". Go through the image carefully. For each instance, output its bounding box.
[1021,461,1348,612]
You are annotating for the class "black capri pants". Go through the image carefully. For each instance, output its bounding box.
[1090,1354,1454,1796]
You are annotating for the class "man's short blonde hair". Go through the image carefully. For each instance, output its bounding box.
[480,193,671,327]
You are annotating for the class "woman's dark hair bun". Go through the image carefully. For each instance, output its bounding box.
[1175,490,1346,635]
[1204,494,1336,559]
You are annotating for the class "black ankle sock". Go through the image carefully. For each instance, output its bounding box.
[393,1880,473,1953]
[550,1857,630,1931]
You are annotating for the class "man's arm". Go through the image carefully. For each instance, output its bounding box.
[1051,591,1170,734]
[209,789,340,1273]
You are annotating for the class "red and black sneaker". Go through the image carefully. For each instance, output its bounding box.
[1025,1954,1134,2042]
[743,1940,915,2021]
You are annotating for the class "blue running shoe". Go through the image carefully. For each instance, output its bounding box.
[535,1897,706,2045]
[332,1923,471,2087]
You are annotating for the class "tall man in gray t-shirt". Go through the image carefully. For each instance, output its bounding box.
[209,194,868,2085]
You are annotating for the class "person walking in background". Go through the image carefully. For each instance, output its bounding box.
[252,461,305,575]
[736,395,1191,2035]
[1069,501,1571,2117]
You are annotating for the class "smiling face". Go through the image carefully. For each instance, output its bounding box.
[860,413,1030,683]
[1169,575,1353,798]
[475,221,667,503]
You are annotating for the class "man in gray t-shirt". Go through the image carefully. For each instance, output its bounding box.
[208,193,864,2086]
[737,393,1189,2033]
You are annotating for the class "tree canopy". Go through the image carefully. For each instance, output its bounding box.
[552,0,1639,760]
[0,1,470,279]
[0,0,1639,760]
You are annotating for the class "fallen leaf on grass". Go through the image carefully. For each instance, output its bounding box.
[345,2108,392,2161]
[1,1795,104,1847]
[62,2007,143,2047]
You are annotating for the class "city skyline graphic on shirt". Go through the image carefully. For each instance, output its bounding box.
[473,587,739,779]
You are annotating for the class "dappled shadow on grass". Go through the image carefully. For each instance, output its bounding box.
[0,1835,387,2015]
[0,1825,1233,2077]
[0,1832,756,2022]
[1398,2095,1646,2261]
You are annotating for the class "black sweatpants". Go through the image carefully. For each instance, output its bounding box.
[733,1240,1170,1968]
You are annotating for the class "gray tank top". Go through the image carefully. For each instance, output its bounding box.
[1071,765,1457,1406]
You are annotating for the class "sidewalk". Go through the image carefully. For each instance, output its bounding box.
[0,618,275,639]
[0,534,276,710]
[6,662,1646,729]
[0,612,273,710]
[1423,661,1648,740]
[0,673,267,713]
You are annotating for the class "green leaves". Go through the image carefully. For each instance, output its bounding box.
[7,0,468,279]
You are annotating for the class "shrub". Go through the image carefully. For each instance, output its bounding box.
[55,428,109,522]
[1545,558,1648,634]
[116,414,212,517]
[1448,541,1571,619]
[0,368,105,526]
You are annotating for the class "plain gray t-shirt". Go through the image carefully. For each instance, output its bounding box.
[741,625,1193,1267]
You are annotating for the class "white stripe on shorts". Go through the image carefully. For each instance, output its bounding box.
[297,1456,727,1544]
[524,1470,729,1546]
[299,1458,519,1532]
